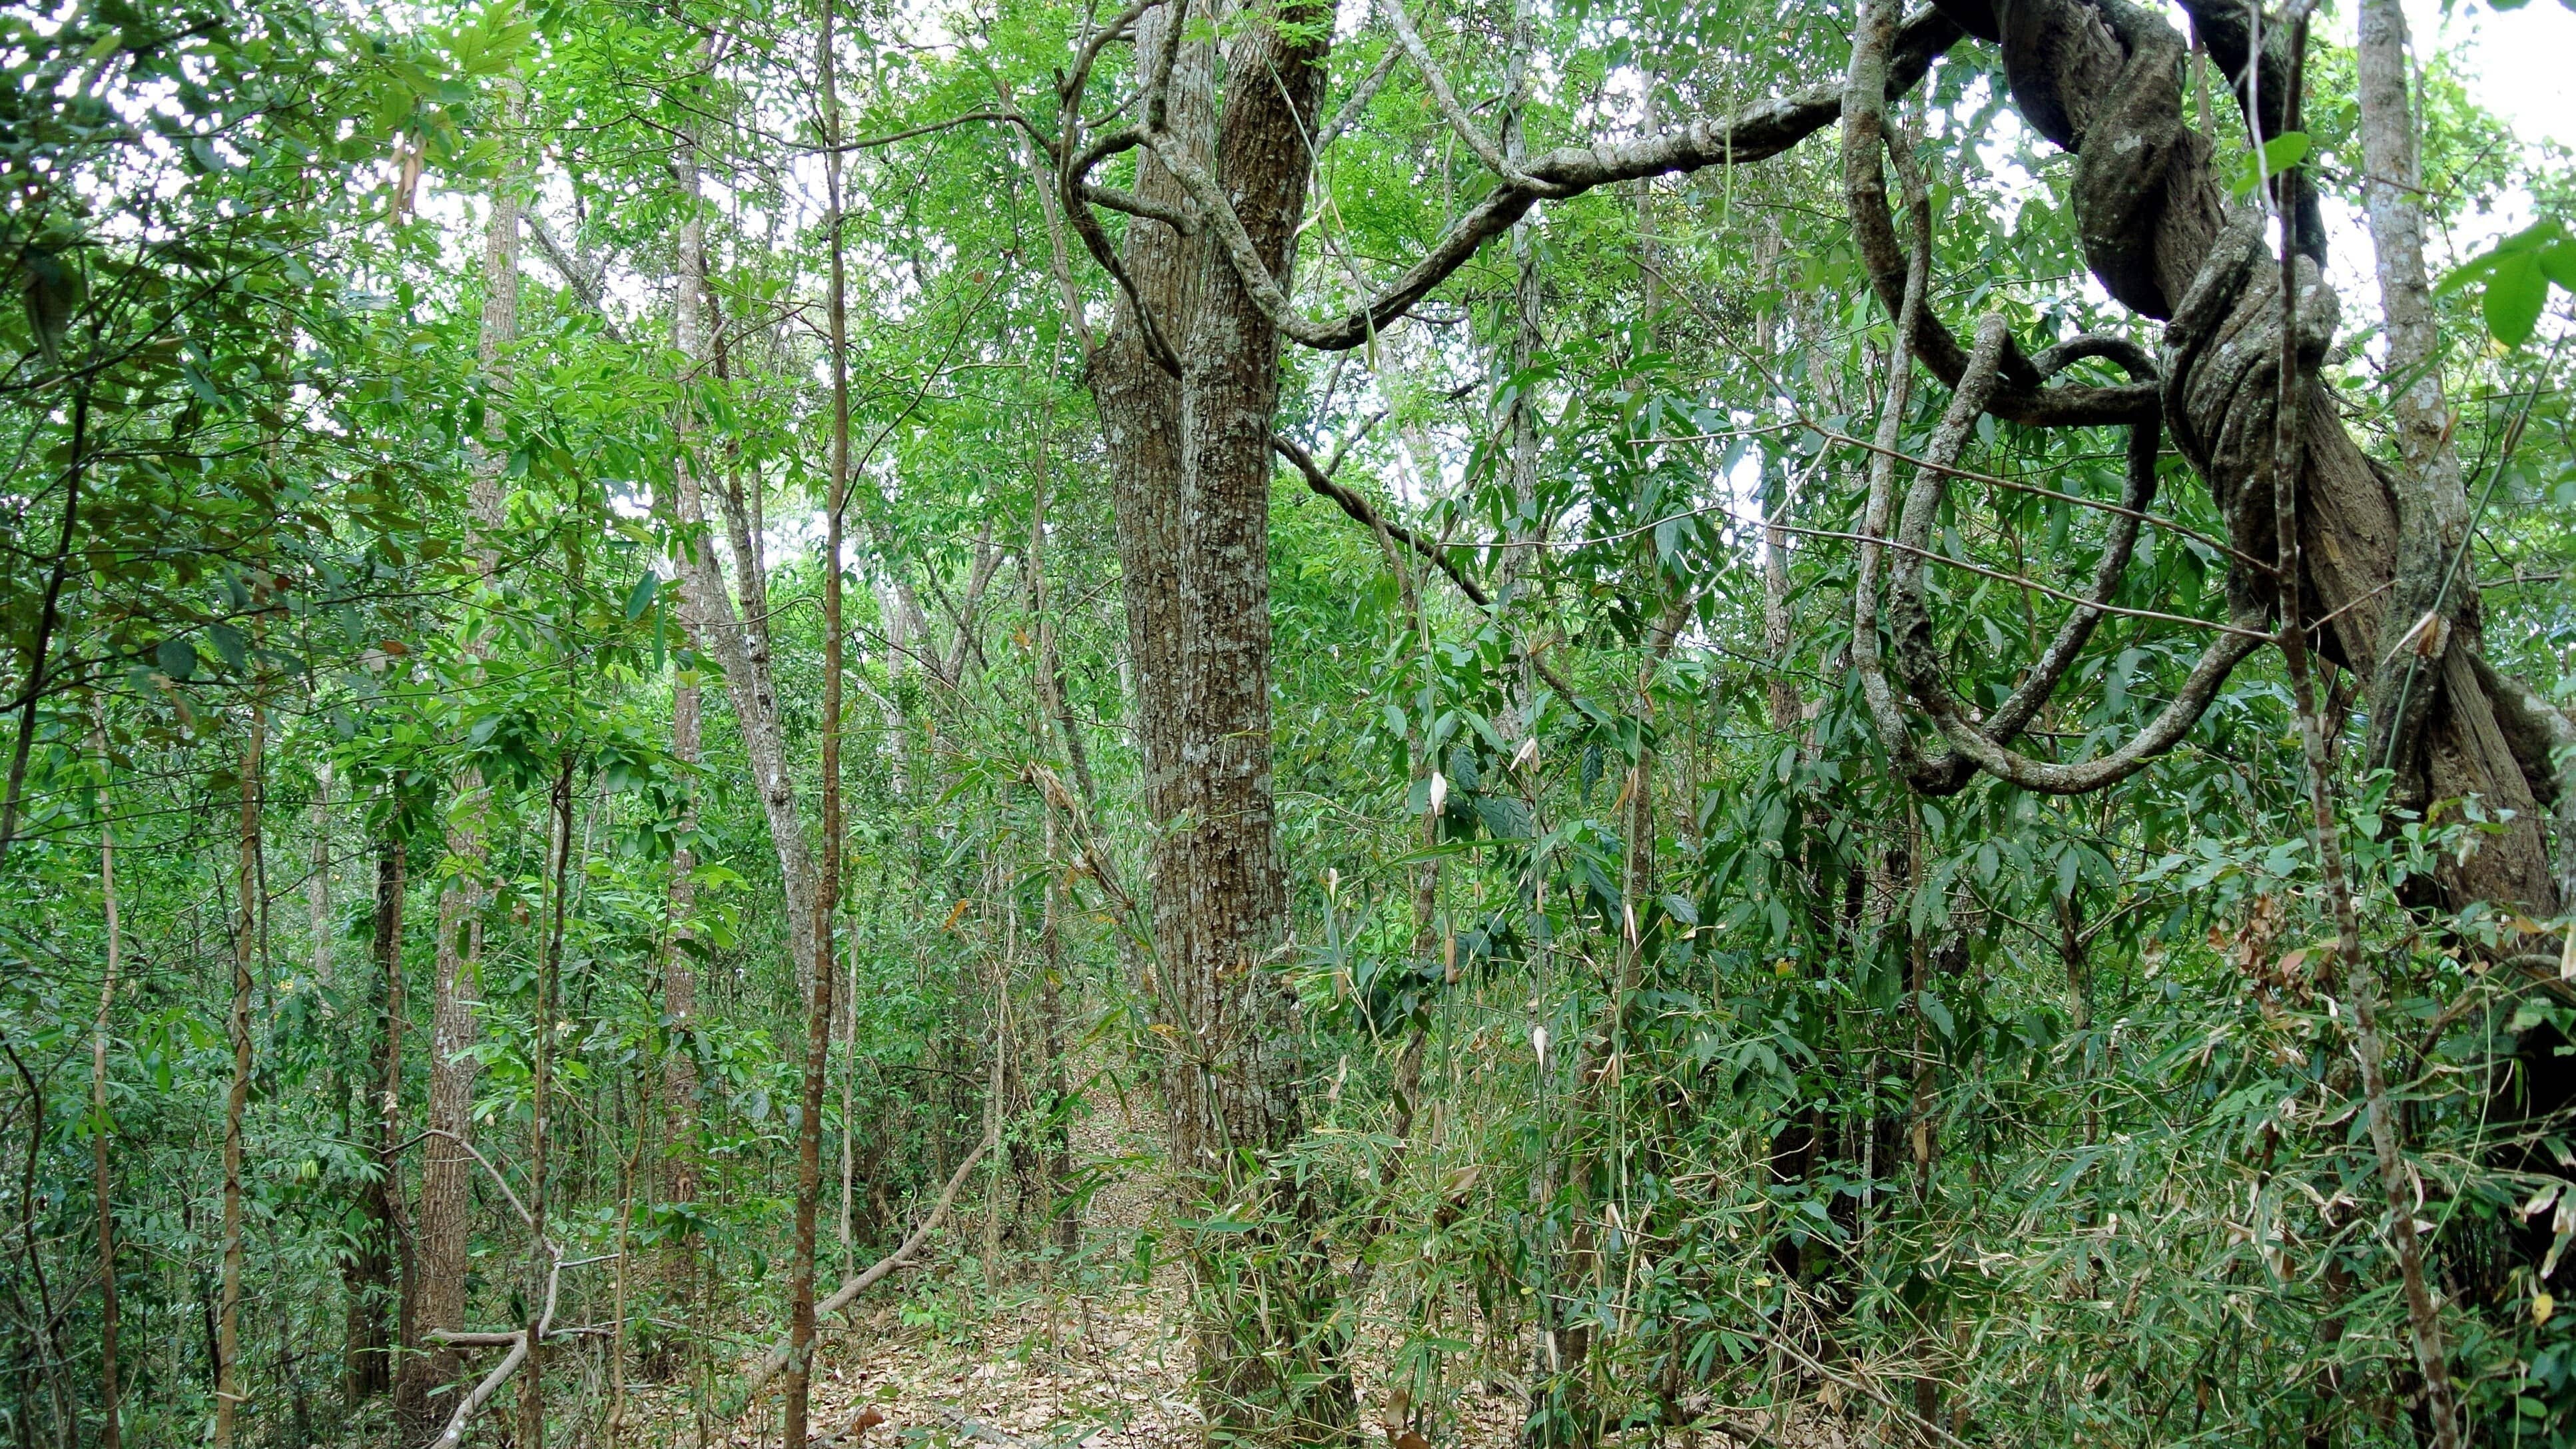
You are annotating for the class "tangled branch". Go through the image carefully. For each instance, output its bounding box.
[1841,0,2270,798]
[1047,0,1969,366]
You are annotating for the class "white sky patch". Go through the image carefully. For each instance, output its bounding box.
[2390,0,2576,151]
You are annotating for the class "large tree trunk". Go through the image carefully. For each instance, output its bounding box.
[1913,0,2553,913]
[1093,0,1211,859]
[1161,0,1323,1205]
[1154,4,1353,1439]
[397,98,519,1442]
[1075,0,1350,1432]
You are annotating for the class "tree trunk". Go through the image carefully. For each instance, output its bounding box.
[89,707,122,1449]
[2352,0,2480,811]
[1038,805,1077,1254]
[1092,0,1211,853]
[785,5,851,1438]
[344,835,404,1404]
[667,84,822,1017]
[398,93,519,1441]
[522,754,577,1449]
[1153,3,1351,1438]
[1025,472,1082,1252]
[214,706,261,1449]
[660,630,702,1314]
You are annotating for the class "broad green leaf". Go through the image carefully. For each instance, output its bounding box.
[207,622,248,672]
[2485,251,2549,347]
[2229,131,2310,200]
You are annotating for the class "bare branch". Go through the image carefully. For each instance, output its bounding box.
[733,1137,992,1408]
[1317,41,1404,153]
[1080,181,1197,234]
[1074,8,1964,354]
[1271,433,1488,606]
[1061,0,1167,115]
[423,1129,533,1231]
[432,1333,527,1449]
[523,214,624,344]
[1375,0,1520,179]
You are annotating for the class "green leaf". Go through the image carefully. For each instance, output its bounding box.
[2539,239,2576,292]
[2485,252,2549,348]
[623,570,659,622]
[207,622,248,673]
[156,639,197,680]
[2229,131,2310,199]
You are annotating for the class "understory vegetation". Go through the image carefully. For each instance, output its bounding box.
[3,0,2574,1442]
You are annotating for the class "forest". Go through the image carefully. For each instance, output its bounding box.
[3,0,2575,1441]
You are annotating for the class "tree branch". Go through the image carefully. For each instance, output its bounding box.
[1271,434,1486,606]
[523,214,623,343]
[731,1137,991,1409]
[1064,8,1965,356]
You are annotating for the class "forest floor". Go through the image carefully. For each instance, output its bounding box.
[601,1092,1821,1449]
[605,1093,1532,1449]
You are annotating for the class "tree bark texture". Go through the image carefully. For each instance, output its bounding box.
[1073,0,1351,1432]
[1093,0,1211,854]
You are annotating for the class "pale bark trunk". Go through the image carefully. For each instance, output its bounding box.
[659,44,713,1322]
[1756,223,1803,735]
[669,137,820,1010]
[2354,0,2459,502]
[2352,0,2484,828]
[214,707,260,1449]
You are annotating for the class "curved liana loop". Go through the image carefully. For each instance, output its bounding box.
[1841,0,2156,429]
[1881,314,2266,796]
[1839,0,2266,799]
